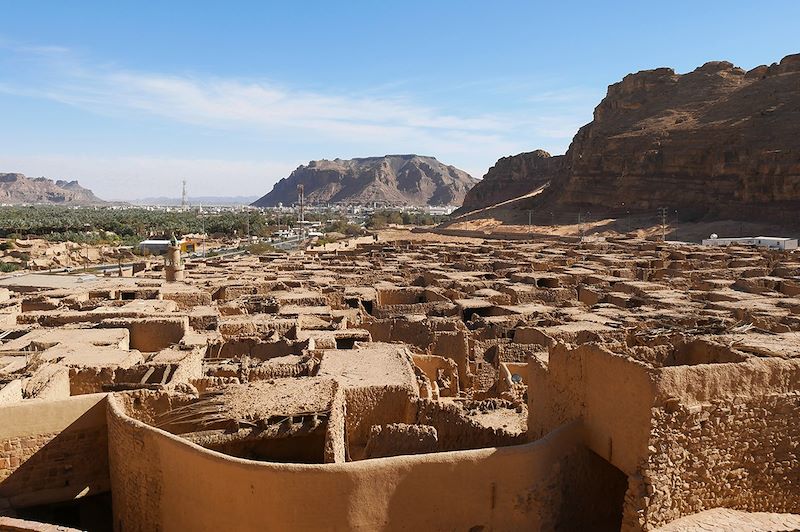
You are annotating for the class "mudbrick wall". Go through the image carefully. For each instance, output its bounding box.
[415,399,525,451]
[0,394,109,513]
[527,344,800,531]
[624,357,800,530]
[343,385,417,448]
[632,393,800,529]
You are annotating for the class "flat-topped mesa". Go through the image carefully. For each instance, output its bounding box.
[0,173,105,205]
[459,53,800,225]
[252,154,478,208]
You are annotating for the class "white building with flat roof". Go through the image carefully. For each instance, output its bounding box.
[701,236,798,250]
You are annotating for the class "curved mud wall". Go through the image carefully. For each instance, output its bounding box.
[107,395,581,532]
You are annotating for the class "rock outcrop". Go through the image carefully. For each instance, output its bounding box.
[458,53,800,224]
[0,173,105,205]
[252,155,477,207]
[458,150,563,212]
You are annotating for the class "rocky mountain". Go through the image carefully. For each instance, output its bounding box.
[252,155,478,207]
[0,173,105,205]
[457,53,800,224]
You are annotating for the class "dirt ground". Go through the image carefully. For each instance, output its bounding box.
[443,217,795,244]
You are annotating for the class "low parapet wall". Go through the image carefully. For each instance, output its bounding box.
[107,393,582,531]
[0,394,109,511]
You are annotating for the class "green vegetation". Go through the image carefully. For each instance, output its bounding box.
[0,206,445,247]
[323,219,364,236]
[0,263,21,273]
[365,210,448,229]
[245,242,283,255]
[0,206,350,245]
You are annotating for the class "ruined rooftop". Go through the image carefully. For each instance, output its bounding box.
[0,231,798,531]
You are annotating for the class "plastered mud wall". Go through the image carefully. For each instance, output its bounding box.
[0,394,109,511]
[107,393,583,532]
[102,317,188,352]
[527,344,655,475]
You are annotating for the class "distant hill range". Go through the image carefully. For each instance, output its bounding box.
[252,155,478,208]
[132,195,260,206]
[0,173,105,205]
[456,53,800,225]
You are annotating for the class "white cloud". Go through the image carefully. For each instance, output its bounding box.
[0,42,597,197]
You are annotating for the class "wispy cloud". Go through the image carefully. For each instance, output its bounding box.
[0,41,598,195]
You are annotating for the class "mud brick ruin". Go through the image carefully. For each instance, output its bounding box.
[0,235,798,531]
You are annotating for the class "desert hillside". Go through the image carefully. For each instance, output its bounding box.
[0,173,105,205]
[252,155,478,207]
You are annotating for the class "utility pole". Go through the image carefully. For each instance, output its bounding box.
[199,204,206,258]
[528,210,532,234]
[181,180,188,211]
[674,210,678,242]
[578,212,585,241]
[297,184,305,244]
[658,207,668,241]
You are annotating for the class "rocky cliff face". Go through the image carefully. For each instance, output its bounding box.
[0,174,105,205]
[252,155,477,207]
[460,53,800,223]
[457,150,563,212]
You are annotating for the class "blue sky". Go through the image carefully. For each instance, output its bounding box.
[0,1,798,200]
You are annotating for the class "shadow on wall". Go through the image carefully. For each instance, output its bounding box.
[557,448,628,531]
[0,398,112,530]
[380,422,604,532]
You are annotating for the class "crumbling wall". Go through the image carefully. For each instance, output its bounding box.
[411,354,459,396]
[431,330,469,388]
[361,318,434,348]
[102,317,188,352]
[0,394,109,511]
[343,384,417,453]
[364,423,438,459]
[415,399,526,451]
[160,288,212,310]
[323,382,346,464]
[69,367,116,395]
[627,358,800,530]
